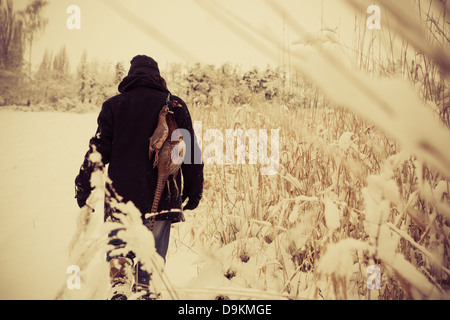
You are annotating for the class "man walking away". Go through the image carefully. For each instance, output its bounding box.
[74,55,204,300]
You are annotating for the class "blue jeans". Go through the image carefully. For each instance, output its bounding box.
[107,219,172,289]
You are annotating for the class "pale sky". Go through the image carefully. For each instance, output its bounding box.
[14,0,359,72]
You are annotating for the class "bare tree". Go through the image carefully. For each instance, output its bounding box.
[19,0,48,77]
[0,0,24,70]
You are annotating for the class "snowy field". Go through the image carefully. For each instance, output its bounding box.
[0,109,199,299]
[2,0,449,301]
[1,106,448,300]
[0,108,301,300]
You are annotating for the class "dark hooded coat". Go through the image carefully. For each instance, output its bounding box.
[75,57,203,223]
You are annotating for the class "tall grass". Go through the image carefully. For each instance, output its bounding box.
[62,0,449,300]
[167,0,450,300]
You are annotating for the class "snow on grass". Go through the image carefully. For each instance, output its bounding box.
[0,109,206,299]
[1,104,448,300]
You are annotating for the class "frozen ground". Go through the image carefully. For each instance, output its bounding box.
[4,107,445,300]
[0,109,198,300]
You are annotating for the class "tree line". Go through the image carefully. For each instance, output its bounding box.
[0,0,300,112]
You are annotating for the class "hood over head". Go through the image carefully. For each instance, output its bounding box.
[118,55,169,94]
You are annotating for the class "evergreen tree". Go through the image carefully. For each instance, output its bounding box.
[33,49,52,102]
[52,45,70,79]
[114,61,125,86]
[77,50,88,103]
[36,48,52,79]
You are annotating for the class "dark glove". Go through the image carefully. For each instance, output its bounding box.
[76,195,87,208]
[75,174,92,208]
[183,198,199,211]
[182,179,202,211]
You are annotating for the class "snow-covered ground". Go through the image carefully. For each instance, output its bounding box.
[0,109,198,299]
[3,108,447,300]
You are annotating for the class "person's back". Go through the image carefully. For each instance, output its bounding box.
[74,55,203,299]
